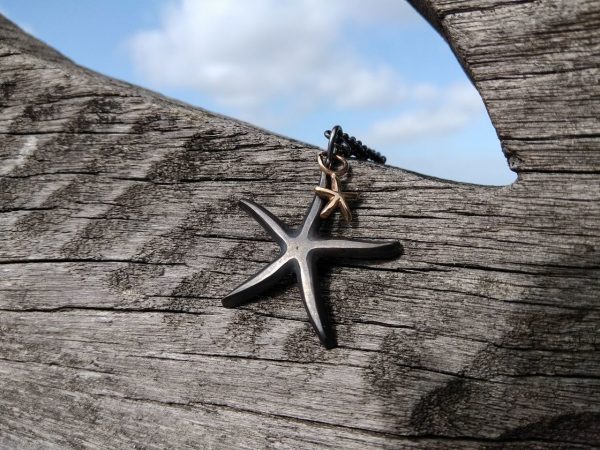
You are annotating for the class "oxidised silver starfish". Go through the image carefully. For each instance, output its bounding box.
[222,173,401,348]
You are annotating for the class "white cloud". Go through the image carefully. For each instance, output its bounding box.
[127,0,491,148]
[366,82,487,145]
[128,0,417,115]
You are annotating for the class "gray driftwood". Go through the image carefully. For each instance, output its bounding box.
[0,1,599,448]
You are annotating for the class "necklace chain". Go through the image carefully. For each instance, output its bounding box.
[324,125,386,165]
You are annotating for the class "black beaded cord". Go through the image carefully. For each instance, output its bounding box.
[324,125,386,165]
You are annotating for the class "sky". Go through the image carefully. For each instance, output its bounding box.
[0,0,515,185]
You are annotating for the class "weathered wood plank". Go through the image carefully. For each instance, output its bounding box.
[410,0,600,173]
[1,0,599,447]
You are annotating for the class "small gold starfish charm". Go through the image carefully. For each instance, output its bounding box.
[315,152,359,223]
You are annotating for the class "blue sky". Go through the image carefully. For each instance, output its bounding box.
[0,0,515,185]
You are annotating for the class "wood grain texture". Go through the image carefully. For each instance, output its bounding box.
[0,0,599,448]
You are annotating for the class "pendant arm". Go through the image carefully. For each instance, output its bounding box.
[239,199,291,245]
[222,256,293,308]
[302,172,327,236]
[315,239,401,260]
[295,256,335,349]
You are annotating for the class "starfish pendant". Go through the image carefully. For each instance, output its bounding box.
[314,174,359,223]
[313,151,358,223]
[222,173,401,348]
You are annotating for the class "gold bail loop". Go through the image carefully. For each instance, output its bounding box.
[317,151,348,178]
